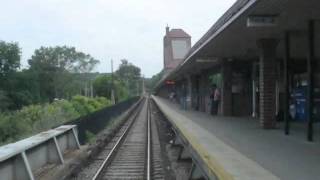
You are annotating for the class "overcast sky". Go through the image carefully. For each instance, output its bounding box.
[0,0,236,77]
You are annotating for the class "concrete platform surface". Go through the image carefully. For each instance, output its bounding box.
[152,96,320,180]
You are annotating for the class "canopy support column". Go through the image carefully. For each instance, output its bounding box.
[284,32,291,135]
[257,39,279,129]
[307,20,315,142]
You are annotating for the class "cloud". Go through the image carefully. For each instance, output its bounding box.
[0,0,236,77]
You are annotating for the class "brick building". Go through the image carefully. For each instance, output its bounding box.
[163,26,191,75]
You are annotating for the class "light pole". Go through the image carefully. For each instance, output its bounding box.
[110,59,115,104]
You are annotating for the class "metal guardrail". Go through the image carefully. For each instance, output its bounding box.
[0,125,80,180]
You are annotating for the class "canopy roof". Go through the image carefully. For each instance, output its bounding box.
[157,0,320,88]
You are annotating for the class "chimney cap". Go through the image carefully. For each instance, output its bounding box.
[166,25,169,34]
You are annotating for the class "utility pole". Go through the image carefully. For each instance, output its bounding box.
[85,82,88,97]
[90,80,93,98]
[136,79,139,96]
[142,75,145,95]
[111,59,115,104]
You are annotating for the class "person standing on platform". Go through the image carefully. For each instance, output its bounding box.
[180,84,187,110]
[214,85,221,114]
[210,84,220,115]
[210,85,216,115]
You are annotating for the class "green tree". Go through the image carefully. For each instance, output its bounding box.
[116,59,141,96]
[145,70,164,92]
[0,41,20,78]
[28,46,99,101]
[6,70,40,109]
[93,74,128,102]
[0,41,21,111]
[0,91,13,112]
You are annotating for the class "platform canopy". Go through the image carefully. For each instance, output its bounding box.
[158,0,320,85]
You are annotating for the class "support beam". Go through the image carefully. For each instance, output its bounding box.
[53,137,64,164]
[221,61,232,116]
[186,76,193,110]
[284,32,291,135]
[199,73,206,112]
[307,20,315,142]
[72,127,81,149]
[171,136,183,147]
[188,163,207,180]
[252,63,258,118]
[21,152,35,180]
[178,147,192,161]
[257,39,279,129]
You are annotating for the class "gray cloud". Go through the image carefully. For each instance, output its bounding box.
[0,0,236,77]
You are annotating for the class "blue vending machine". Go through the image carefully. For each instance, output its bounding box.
[292,87,307,121]
[292,87,320,122]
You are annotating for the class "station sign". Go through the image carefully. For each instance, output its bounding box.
[247,15,278,27]
[166,80,175,85]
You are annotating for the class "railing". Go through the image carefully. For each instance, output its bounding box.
[0,125,80,180]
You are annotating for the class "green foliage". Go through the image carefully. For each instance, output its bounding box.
[0,42,102,111]
[70,95,111,116]
[0,40,135,144]
[116,59,141,81]
[28,46,99,73]
[0,90,13,112]
[115,59,142,97]
[28,46,100,101]
[0,113,25,143]
[0,95,110,145]
[85,130,96,144]
[0,41,20,77]
[93,75,113,98]
[93,74,129,102]
[145,70,164,92]
[0,41,22,111]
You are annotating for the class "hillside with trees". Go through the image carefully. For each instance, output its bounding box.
[0,40,142,144]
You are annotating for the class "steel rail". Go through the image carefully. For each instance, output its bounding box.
[147,99,151,180]
[91,100,144,180]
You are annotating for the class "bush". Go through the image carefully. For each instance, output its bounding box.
[0,113,25,143]
[85,130,96,144]
[70,95,112,116]
[0,95,111,145]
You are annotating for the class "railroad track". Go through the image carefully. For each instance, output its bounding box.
[75,97,164,180]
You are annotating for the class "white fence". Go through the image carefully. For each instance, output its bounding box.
[0,125,81,180]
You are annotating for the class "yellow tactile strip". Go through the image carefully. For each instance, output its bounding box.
[152,96,280,180]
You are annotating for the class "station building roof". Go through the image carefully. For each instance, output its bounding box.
[157,0,320,89]
[167,29,191,38]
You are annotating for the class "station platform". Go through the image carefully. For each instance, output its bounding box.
[152,96,320,180]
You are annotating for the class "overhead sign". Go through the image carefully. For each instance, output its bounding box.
[247,15,278,27]
[196,58,219,63]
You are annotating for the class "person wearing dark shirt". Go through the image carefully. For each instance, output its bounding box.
[210,84,220,115]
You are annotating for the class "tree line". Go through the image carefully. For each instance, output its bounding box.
[0,40,142,144]
[0,40,142,112]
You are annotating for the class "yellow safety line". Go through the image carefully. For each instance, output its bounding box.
[154,97,233,180]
